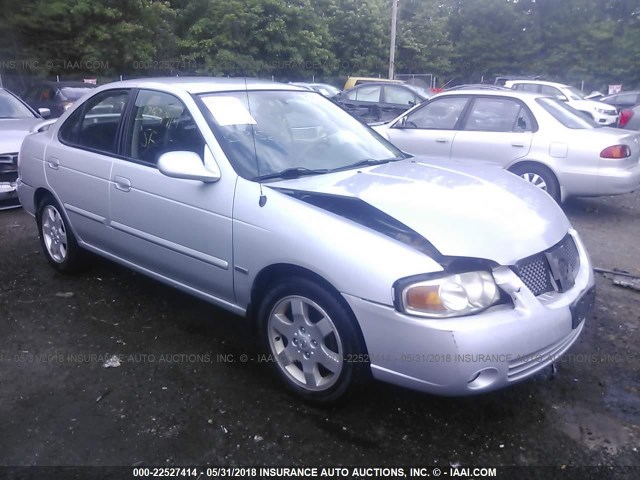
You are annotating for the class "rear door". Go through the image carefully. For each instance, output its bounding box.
[338,84,383,123]
[384,96,470,162]
[450,96,534,168]
[44,88,130,249]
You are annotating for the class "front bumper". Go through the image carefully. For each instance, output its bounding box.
[0,153,20,210]
[594,112,619,126]
[0,178,20,210]
[344,230,595,396]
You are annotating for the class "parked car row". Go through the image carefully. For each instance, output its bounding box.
[16,77,596,402]
[373,88,640,203]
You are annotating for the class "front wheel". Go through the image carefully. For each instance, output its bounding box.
[510,164,560,203]
[257,277,367,403]
[36,195,85,273]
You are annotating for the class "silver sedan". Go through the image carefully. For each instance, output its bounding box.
[18,78,594,402]
[373,89,640,202]
[0,88,50,210]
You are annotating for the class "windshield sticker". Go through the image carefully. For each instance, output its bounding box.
[201,96,257,126]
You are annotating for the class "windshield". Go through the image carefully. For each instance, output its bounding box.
[536,97,599,129]
[0,89,36,118]
[198,90,404,180]
[564,86,585,101]
[406,84,432,99]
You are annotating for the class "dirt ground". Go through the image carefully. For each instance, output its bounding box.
[0,190,639,478]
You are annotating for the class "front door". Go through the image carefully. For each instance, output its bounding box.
[385,96,470,162]
[108,89,235,303]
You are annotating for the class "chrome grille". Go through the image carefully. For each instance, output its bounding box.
[512,234,580,296]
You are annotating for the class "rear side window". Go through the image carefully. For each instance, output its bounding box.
[536,97,597,129]
[347,85,382,103]
[462,98,534,132]
[59,89,129,154]
[384,86,417,106]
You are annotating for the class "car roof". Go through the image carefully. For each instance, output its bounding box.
[505,79,569,88]
[433,89,547,100]
[446,84,509,91]
[93,77,303,95]
[31,81,98,88]
[348,76,403,83]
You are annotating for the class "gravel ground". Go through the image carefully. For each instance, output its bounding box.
[0,191,639,478]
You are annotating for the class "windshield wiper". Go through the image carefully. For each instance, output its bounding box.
[255,167,330,181]
[329,156,405,173]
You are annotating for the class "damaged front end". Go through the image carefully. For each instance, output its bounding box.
[0,153,20,210]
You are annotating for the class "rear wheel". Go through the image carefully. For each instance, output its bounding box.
[258,277,367,403]
[36,195,85,273]
[510,164,560,203]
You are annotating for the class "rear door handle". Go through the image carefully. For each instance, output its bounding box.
[113,176,131,192]
[47,157,60,170]
[435,138,449,144]
[511,143,525,148]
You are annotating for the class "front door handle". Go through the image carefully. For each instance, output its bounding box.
[113,176,131,192]
[47,157,60,170]
[435,138,449,144]
[511,143,525,148]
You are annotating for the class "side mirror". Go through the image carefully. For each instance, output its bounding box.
[556,94,568,102]
[158,151,220,183]
[38,108,51,118]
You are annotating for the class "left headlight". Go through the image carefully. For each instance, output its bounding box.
[396,271,501,318]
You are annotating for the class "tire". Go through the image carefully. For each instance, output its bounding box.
[257,277,367,403]
[510,163,561,203]
[36,195,85,273]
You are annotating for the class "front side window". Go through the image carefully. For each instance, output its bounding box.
[198,90,402,180]
[462,98,533,132]
[517,83,539,93]
[59,89,129,154]
[540,85,564,98]
[126,90,205,165]
[384,86,417,106]
[401,97,469,130]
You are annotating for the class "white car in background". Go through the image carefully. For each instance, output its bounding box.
[373,89,640,203]
[505,80,618,126]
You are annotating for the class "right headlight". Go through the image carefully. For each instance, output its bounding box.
[396,271,501,318]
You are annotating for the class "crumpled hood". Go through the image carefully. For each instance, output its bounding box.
[270,158,570,265]
[0,119,42,153]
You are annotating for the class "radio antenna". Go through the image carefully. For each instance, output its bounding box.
[243,76,267,207]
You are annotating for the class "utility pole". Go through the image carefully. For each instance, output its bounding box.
[389,0,398,80]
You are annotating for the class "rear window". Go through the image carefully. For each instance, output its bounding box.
[536,97,599,129]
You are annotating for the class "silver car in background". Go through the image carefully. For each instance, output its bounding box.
[0,88,50,210]
[374,89,640,203]
[18,78,595,402]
